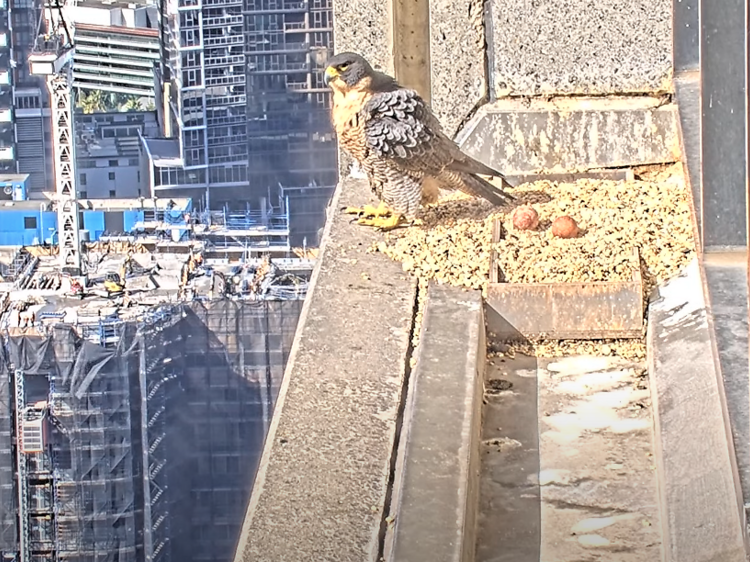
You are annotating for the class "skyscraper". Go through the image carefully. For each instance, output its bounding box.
[9,0,53,195]
[145,0,337,246]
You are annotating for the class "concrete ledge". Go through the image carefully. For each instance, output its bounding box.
[456,97,680,175]
[233,178,417,562]
[647,258,747,562]
[384,284,485,562]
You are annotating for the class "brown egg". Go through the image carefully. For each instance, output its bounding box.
[551,216,581,238]
[512,205,540,231]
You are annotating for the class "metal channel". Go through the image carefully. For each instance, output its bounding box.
[699,0,748,249]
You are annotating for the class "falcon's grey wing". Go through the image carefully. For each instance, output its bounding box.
[362,89,514,205]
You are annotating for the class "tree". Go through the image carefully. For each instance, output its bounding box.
[121,97,141,111]
[76,89,106,114]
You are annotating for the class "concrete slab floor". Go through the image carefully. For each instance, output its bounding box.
[477,353,661,562]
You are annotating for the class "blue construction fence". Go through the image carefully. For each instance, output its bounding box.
[0,201,192,246]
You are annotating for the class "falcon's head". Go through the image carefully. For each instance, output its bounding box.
[324,52,373,91]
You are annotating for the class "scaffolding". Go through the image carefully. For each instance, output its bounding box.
[154,0,338,246]
[0,347,15,558]
[0,297,304,562]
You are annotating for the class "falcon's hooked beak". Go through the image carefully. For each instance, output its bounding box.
[324,66,338,87]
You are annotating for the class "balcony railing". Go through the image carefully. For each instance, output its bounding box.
[204,35,244,47]
[205,73,245,87]
[202,14,243,28]
[204,54,245,68]
[202,0,242,6]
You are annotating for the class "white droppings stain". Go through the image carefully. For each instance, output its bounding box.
[539,129,551,154]
[539,469,572,486]
[588,388,639,409]
[348,160,367,179]
[556,369,635,394]
[547,356,631,375]
[610,418,651,434]
[652,259,704,328]
[512,118,526,148]
[546,408,617,435]
[577,534,611,547]
[456,300,481,312]
[572,514,637,534]
[588,113,599,161]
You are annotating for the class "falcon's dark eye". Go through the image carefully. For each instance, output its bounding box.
[339,63,350,71]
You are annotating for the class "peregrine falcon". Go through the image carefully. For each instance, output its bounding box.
[324,52,514,231]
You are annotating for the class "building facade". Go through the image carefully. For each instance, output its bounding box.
[0,2,13,176]
[76,110,160,199]
[8,0,53,196]
[71,0,160,98]
[144,0,337,246]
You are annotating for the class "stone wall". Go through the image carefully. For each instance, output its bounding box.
[332,0,673,142]
[489,0,673,97]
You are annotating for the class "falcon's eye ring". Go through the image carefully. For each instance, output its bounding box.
[339,63,350,71]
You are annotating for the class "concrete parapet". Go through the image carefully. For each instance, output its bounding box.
[233,178,417,562]
[384,284,485,562]
[647,259,747,562]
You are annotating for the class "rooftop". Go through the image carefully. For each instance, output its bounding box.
[0,248,314,336]
[75,22,159,38]
[140,138,183,168]
[74,0,154,11]
[0,197,192,212]
[0,174,30,184]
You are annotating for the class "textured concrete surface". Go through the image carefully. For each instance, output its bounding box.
[331,0,390,74]
[487,0,672,97]
[478,354,662,561]
[647,258,747,562]
[384,284,484,562]
[234,178,417,562]
[429,0,486,138]
[456,97,680,176]
[476,354,540,562]
[704,251,750,533]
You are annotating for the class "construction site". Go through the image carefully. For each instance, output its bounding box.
[0,229,311,562]
[0,5,315,561]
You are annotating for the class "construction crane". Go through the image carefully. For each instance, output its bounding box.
[28,0,82,276]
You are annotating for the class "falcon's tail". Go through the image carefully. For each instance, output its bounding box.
[458,172,515,206]
[446,154,516,205]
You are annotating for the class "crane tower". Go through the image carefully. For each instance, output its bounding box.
[28,0,82,276]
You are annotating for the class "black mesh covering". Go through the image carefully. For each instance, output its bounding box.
[0,298,303,562]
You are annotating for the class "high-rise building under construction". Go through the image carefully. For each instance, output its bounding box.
[0,295,305,562]
[143,0,338,246]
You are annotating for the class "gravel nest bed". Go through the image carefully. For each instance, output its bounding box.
[372,164,696,360]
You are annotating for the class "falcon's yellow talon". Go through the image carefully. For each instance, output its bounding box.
[356,213,405,231]
[342,202,392,218]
